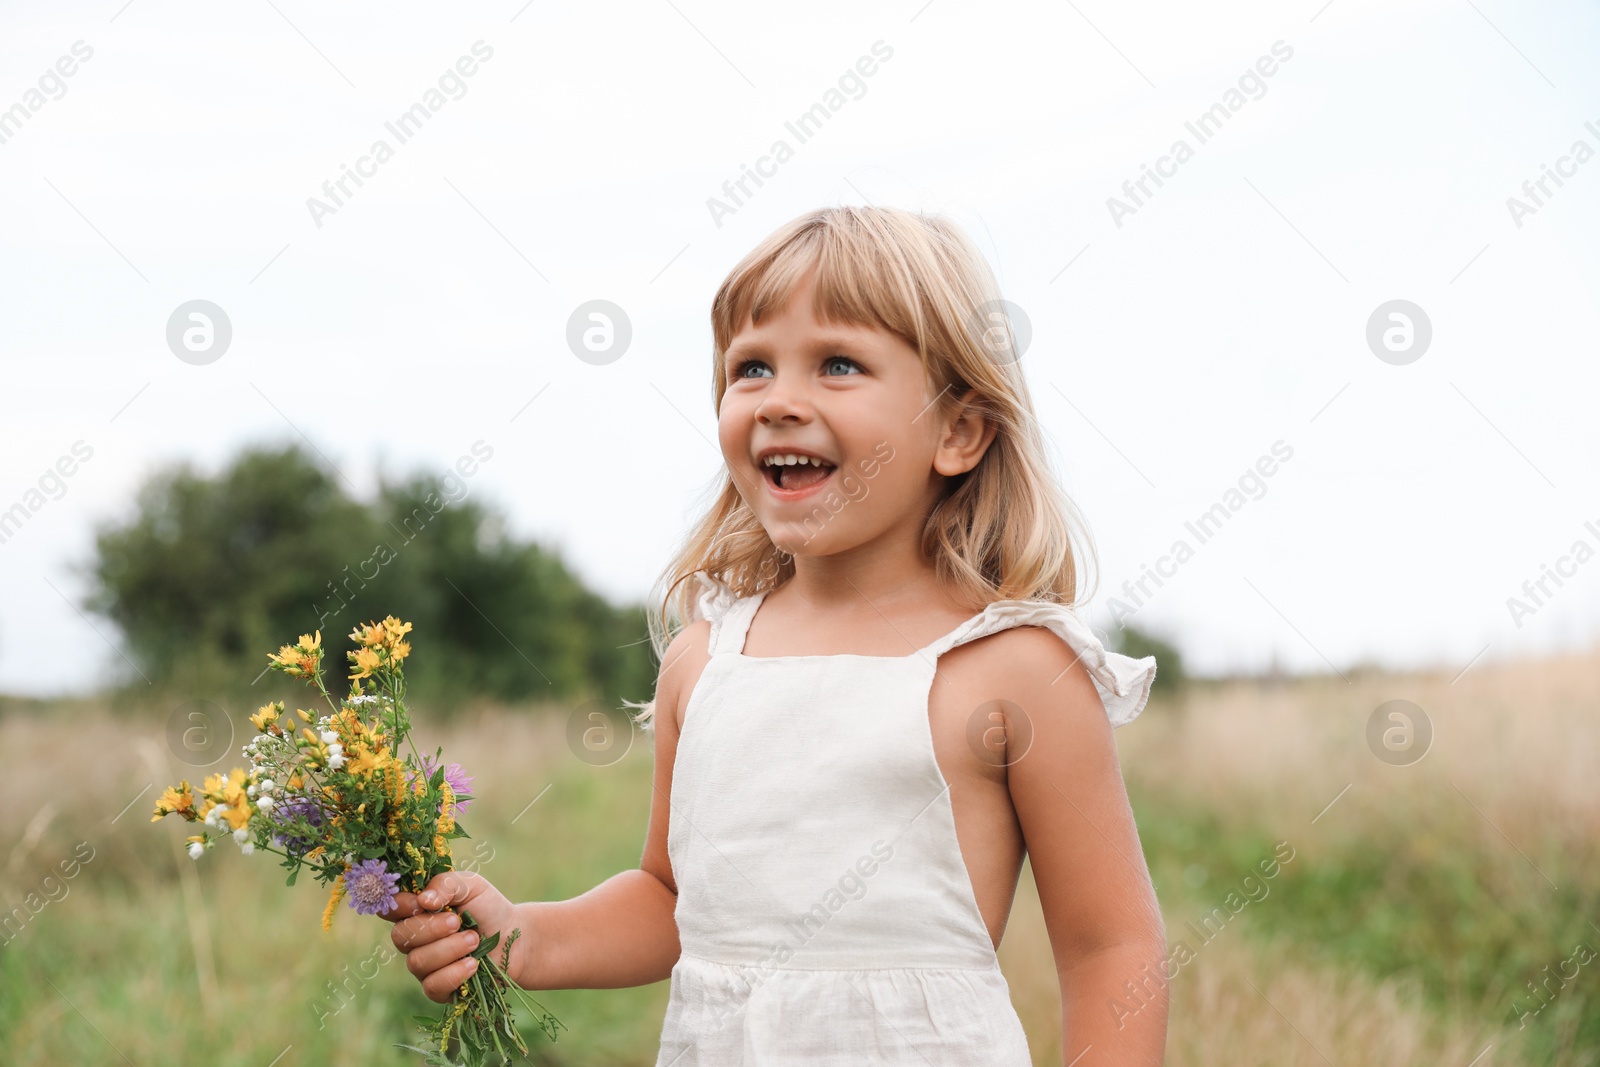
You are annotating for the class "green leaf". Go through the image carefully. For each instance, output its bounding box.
[471,930,501,959]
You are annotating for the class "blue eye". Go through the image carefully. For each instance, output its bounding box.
[731,355,861,378]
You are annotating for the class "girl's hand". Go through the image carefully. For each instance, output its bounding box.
[380,871,516,1002]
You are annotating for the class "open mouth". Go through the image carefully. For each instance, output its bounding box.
[762,454,837,493]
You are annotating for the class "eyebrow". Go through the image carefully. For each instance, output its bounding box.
[724,334,871,362]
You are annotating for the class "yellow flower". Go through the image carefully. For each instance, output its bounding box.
[322,875,347,932]
[250,702,282,732]
[349,621,385,648]
[349,647,381,680]
[151,781,197,822]
[220,795,251,831]
[268,630,323,678]
[269,647,309,677]
[194,768,253,831]
[438,781,455,835]
[346,739,392,779]
[380,617,413,650]
[390,640,411,662]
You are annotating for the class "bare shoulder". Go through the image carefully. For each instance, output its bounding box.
[655,618,714,733]
[940,622,1108,732]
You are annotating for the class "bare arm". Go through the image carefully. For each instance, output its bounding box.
[385,620,710,998]
[511,618,712,990]
[1003,629,1169,1066]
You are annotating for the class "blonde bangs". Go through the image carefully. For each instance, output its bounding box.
[709,212,932,404]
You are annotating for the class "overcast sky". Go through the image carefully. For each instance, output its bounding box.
[2,0,1596,695]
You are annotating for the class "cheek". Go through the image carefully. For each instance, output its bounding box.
[717,403,747,455]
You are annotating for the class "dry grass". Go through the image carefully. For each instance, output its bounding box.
[1116,644,1600,861]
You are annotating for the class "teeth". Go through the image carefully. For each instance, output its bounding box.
[762,454,829,467]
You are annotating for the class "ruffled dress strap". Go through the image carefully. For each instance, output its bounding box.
[918,599,1157,727]
[693,572,755,656]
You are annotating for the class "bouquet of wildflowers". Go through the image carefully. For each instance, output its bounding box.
[151,617,565,1066]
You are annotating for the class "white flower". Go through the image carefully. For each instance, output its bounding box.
[247,785,257,797]
[328,753,346,770]
[204,806,220,826]
[188,841,205,859]
[327,741,343,755]
[233,827,248,843]
[257,795,275,812]
[240,842,255,856]
[320,730,337,744]
[259,779,275,793]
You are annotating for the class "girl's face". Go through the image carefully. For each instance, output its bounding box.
[718,268,990,561]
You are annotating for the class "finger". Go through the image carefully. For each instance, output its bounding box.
[407,928,482,980]
[379,891,422,923]
[422,954,481,1004]
[419,870,477,911]
[393,911,461,955]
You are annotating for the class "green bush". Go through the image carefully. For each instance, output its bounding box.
[86,444,656,710]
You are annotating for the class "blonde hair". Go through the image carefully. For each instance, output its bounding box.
[627,205,1096,729]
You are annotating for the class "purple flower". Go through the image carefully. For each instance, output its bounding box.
[268,796,326,857]
[412,754,475,815]
[344,858,401,916]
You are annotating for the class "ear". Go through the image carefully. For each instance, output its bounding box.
[932,389,998,477]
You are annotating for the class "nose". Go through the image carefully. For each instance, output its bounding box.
[753,371,812,425]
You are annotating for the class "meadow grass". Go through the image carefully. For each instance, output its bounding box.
[1,643,1594,1064]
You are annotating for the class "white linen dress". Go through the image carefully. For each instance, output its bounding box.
[654,575,1156,1066]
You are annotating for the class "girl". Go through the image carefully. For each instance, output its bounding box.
[383,206,1169,1065]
